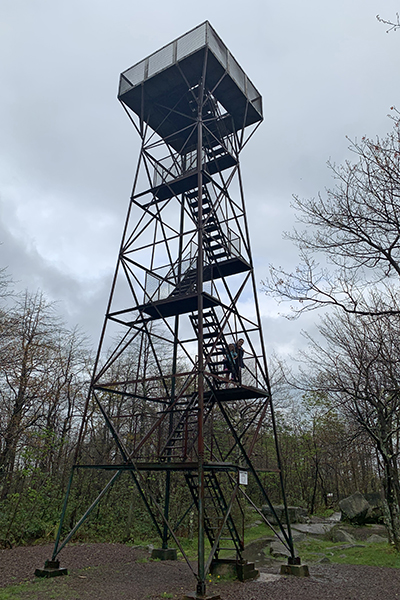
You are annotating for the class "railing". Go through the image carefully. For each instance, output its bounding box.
[205,223,241,260]
[119,22,263,118]
[152,138,235,189]
[227,227,241,257]
[143,228,242,307]
[144,250,199,304]
[153,151,197,188]
[144,271,175,303]
[241,355,266,389]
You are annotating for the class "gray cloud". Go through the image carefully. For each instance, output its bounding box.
[1,0,399,359]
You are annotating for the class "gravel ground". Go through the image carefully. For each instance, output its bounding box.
[1,543,400,599]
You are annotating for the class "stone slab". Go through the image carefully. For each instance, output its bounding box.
[326,512,341,522]
[241,537,276,567]
[291,523,335,535]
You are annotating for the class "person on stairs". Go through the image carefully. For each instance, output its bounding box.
[223,343,237,384]
[233,338,245,383]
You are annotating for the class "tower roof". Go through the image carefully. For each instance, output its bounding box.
[118,21,262,151]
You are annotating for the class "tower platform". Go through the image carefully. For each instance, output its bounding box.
[118,21,262,154]
[205,384,269,402]
[147,154,238,202]
[135,291,220,320]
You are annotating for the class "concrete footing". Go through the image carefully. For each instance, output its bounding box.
[35,560,68,578]
[280,563,310,577]
[236,560,259,581]
[151,548,177,560]
[210,558,259,582]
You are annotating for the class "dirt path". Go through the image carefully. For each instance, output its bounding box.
[1,543,400,599]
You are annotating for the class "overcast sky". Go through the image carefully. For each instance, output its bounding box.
[1,0,400,362]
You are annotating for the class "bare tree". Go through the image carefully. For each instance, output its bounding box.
[299,308,400,548]
[263,117,400,318]
[0,291,89,498]
[377,13,400,33]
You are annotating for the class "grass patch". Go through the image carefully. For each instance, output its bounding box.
[173,521,274,561]
[244,522,275,542]
[313,508,336,519]
[0,578,77,600]
[297,538,400,568]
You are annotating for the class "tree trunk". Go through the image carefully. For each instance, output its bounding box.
[381,454,400,550]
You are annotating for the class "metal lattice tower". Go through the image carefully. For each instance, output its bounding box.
[47,22,299,597]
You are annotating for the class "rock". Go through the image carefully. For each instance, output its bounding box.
[339,492,370,524]
[330,528,356,544]
[270,541,291,559]
[326,512,341,522]
[366,534,388,544]
[318,556,331,563]
[291,523,335,536]
[261,505,308,525]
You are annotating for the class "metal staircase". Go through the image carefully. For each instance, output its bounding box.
[190,309,236,387]
[185,470,243,559]
[159,392,214,461]
[186,186,231,264]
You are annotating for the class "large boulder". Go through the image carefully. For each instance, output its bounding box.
[339,492,370,524]
[365,491,384,523]
[261,505,308,525]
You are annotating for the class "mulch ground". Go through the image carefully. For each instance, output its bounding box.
[1,542,400,599]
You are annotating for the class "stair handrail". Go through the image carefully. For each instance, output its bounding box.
[144,249,203,303]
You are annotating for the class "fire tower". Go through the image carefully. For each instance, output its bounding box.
[41,22,303,598]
